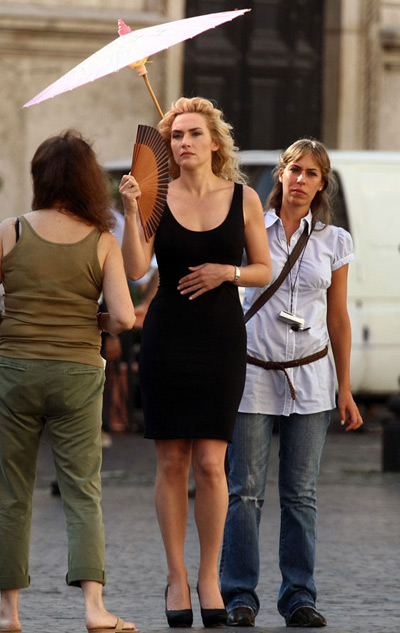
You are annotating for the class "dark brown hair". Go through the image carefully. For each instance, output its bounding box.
[267,138,337,227]
[31,129,114,232]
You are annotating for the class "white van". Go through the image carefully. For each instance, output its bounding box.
[239,150,400,400]
[106,150,400,400]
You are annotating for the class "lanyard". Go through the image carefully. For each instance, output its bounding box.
[244,225,310,324]
[286,232,310,314]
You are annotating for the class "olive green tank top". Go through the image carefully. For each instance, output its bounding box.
[0,216,104,367]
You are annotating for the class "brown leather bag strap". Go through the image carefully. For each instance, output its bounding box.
[244,225,310,324]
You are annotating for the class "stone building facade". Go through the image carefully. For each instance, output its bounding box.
[323,0,400,150]
[0,0,184,220]
[0,0,399,220]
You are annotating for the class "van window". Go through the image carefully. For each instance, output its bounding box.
[241,165,275,207]
[331,172,350,232]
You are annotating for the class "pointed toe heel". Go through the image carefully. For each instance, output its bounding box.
[165,585,193,628]
[200,608,228,628]
[196,585,227,628]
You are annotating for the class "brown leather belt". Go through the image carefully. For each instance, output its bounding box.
[246,346,329,400]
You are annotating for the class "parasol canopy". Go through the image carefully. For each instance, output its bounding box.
[23,9,250,109]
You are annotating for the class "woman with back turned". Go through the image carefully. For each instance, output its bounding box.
[0,130,137,633]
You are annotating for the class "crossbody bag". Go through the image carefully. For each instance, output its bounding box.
[244,225,328,400]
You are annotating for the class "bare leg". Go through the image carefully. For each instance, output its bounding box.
[192,439,228,609]
[81,581,137,631]
[155,439,192,610]
[0,589,20,632]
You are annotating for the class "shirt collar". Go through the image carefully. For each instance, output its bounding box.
[265,208,313,234]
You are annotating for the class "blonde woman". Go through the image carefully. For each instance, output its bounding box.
[120,97,271,627]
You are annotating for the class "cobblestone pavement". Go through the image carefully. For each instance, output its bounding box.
[14,416,400,633]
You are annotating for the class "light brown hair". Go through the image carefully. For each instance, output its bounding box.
[267,138,336,226]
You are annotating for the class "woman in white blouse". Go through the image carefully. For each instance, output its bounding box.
[220,139,363,629]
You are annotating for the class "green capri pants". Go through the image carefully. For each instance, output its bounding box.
[0,356,106,589]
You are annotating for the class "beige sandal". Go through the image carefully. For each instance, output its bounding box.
[87,617,139,633]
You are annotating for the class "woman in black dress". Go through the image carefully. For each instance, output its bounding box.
[120,97,270,627]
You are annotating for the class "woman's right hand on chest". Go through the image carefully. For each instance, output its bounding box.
[119,174,141,216]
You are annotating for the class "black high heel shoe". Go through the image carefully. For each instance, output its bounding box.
[165,585,193,628]
[196,585,227,628]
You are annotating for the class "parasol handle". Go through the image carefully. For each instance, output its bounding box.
[132,61,163,119]
[141,73,164,119]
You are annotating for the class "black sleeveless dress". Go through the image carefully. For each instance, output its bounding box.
[139,182,246,441]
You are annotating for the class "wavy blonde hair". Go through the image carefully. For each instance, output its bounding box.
[157,96,247,184]
[267,138,337,227]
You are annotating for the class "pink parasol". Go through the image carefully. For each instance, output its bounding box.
[23,9,250,115]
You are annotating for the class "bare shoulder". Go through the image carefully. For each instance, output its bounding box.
[243,184,262,205]
[243,184,260,199]
[99,230,118,244]
[0,217,18,242]
[0,216,17,231]
[242,184,264,221]
[98,230,120,253]
[97,231,122,271]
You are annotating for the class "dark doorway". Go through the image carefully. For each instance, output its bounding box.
[183,0,324,150]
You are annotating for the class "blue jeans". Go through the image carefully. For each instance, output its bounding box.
[220,411,331,623]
